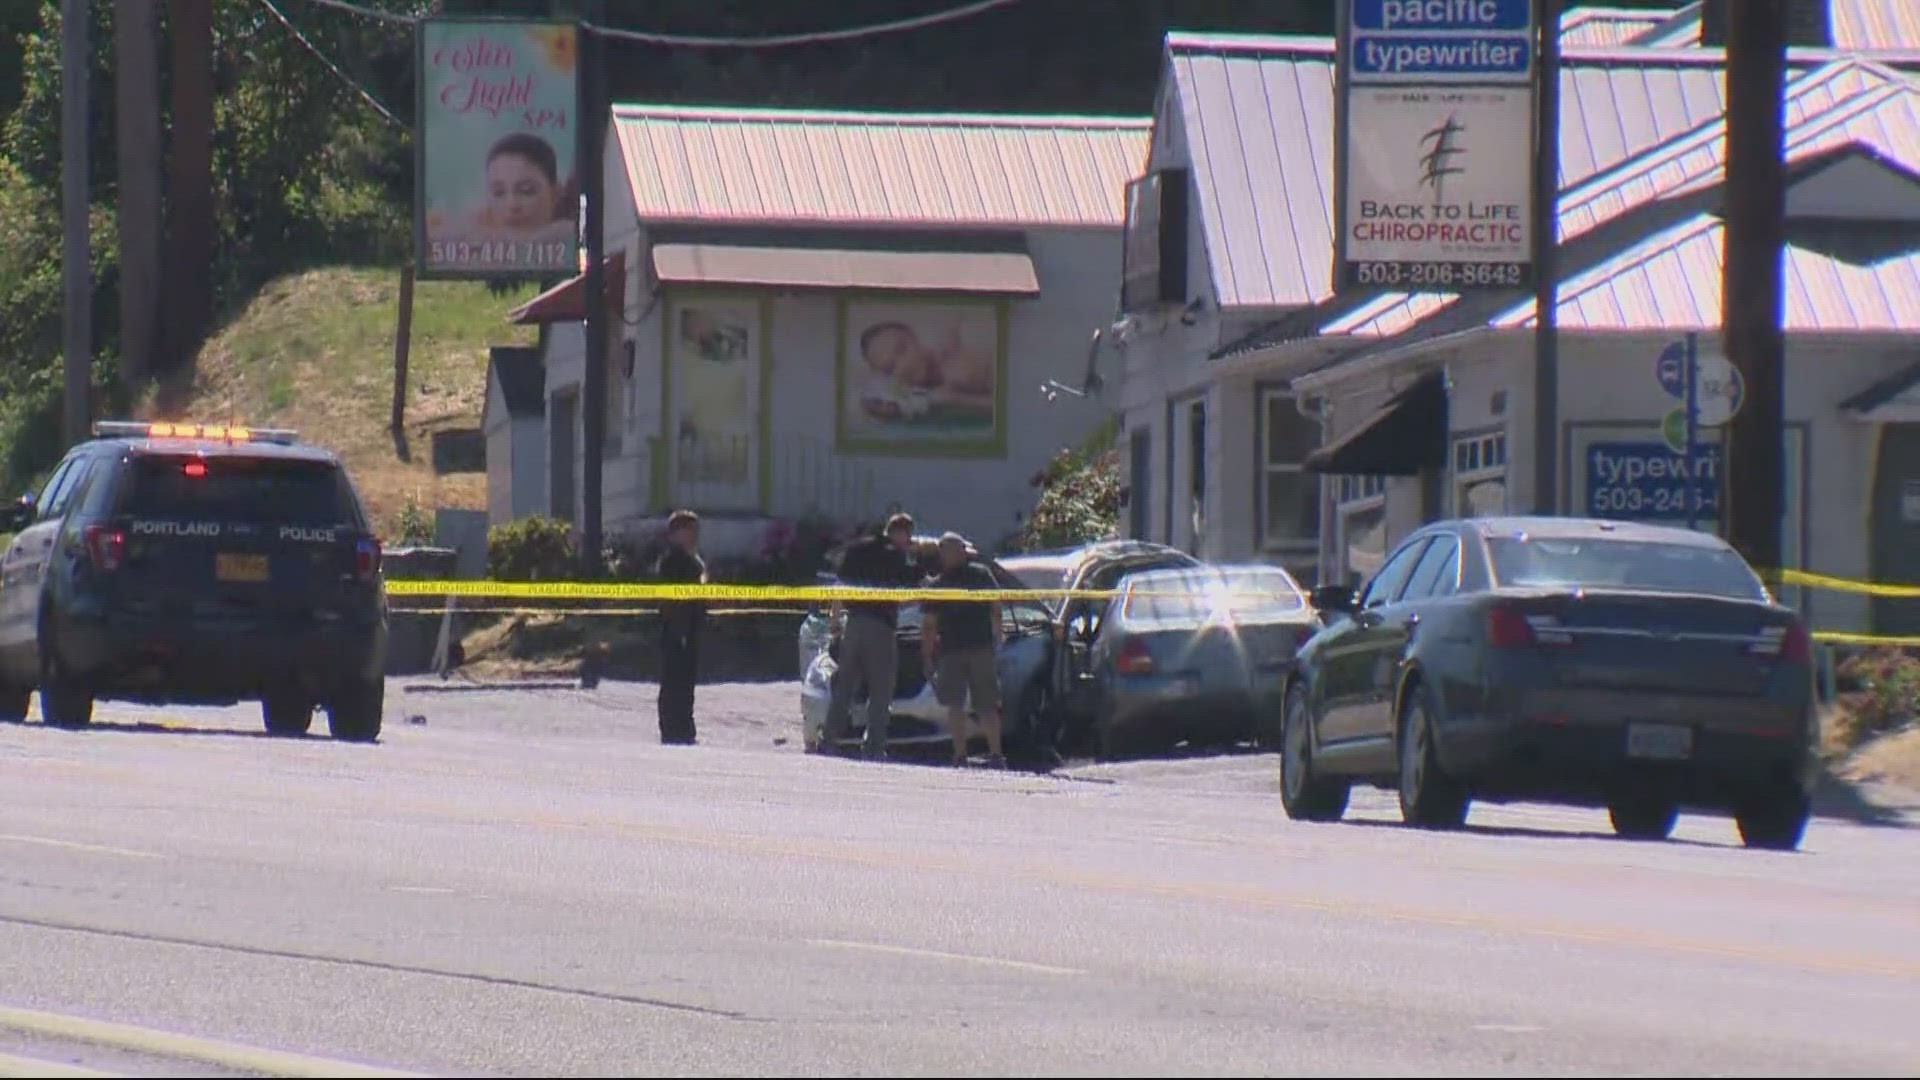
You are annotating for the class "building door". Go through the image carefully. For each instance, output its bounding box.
[1181,399,1207,553]
[1870,422,1920,635]
[1129,429,1152,540]
[550,387,577,523]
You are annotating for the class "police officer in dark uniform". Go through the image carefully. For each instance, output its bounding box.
[654,509,706,745]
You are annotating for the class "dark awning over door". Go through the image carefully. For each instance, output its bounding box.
[1303,368,1448,477]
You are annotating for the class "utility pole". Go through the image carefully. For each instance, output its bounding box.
[60,0,92,444]
[116,0,163,393]
[164,0,214,382]
[577,0,608,576]
[1530,0,1563,515]
[1720,1,1788,573]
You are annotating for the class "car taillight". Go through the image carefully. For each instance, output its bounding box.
[1488,605,1574,649]
[84,524,125,572]
[355,538,382,579]
[1115,637,1154,675]
[1750,622,1810,662]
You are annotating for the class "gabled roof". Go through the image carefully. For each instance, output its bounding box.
[1485,206,1920,333]
[485,346,545,423]
[1560,7,1669,48]
[609,104,1150,230]
[1163,32,1831,312]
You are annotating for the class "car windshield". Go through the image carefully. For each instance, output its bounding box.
[1486,535,1766,601]
[1123,568,1306,621]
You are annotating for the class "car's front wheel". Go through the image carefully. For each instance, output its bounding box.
[1398,688,1469,830]
[327,680,383,743]
[37,648,93,730]
[263,696,314,737]
[1608,792,1679,841]
[1735,788,1810,851]
[1280,684,1349,822]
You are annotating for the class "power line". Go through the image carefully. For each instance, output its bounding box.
[287,0,418,24]
[257,0,408,128]
[590,0,1024,48]
[288,0,1025,48]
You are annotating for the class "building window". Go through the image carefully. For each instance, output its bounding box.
[1260,389,1322,549]
[1335,474,1388,584]
[1451,430,1508,518]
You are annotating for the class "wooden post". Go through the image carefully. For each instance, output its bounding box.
[391,259,416,443]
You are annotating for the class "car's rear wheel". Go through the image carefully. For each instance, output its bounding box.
[37,649,93,730]
[0,683,30,722]
[262,696,314,737]
[1735,788,1810,851]
[1398,689,1469,830]
[327,680,383,743]
[1279,684,1348,822]
[1608,793,1679,841]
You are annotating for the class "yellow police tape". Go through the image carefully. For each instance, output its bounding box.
[383,580,1115,602]
[379,570,1920,648]
[385,567,1913,603]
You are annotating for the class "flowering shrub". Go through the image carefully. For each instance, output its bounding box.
[1015,422,1119,551]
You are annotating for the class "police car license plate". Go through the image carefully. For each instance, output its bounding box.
[1626,722,1693,761]
[215,552,269,583]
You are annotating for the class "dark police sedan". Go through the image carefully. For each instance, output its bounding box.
[1278,516,1816,850]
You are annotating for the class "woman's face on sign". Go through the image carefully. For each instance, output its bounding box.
[486,152,555,229]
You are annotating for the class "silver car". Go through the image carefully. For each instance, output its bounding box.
[1078,564,1319,756]
[798,544,1055,755]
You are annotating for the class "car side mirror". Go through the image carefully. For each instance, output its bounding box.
[1310,583,1355,613]
[6,492,34,531]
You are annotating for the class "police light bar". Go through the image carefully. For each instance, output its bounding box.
[92,421,299,445]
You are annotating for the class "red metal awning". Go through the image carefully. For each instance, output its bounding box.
[506,251,627,325]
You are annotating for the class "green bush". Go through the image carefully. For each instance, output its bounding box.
[487,515,576,581]
[392,495,435,547]
[1833,646,1920,747]
[1016,419,1120,551]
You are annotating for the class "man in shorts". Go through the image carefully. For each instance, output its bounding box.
[921,532,1004,768]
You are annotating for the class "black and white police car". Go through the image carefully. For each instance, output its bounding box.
[0,421,389,739]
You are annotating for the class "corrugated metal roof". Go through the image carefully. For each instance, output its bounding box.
[1168,33,1774,310]
[1561,7,1668,48]
[1327,59,1918,338]
[610,105,1150,229]
[1487,210,1920,332]
[1632,0,1920,51]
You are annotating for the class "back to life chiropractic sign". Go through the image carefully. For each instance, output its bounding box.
[1334,0,1539,292]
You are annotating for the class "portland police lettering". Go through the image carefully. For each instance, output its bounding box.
[279,526,337,543]
[131,520,221,537]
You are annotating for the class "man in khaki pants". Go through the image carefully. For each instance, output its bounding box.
[921,532,1005,768]
[823,513,919,760]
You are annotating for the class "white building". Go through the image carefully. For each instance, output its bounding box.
[507,104,1149,554]
[1113,20,1920,635]
[481,345,546,527]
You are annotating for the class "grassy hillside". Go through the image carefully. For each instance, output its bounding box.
[154,267,537,535]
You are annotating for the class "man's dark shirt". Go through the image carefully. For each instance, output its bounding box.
[656,545,707,641]
[923,561,998,651]
[838,535,919,627]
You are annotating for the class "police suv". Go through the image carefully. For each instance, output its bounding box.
[0,421,389,740]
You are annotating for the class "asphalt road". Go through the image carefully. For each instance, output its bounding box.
[2,678,1918,1078]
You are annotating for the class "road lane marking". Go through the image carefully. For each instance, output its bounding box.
[0,1051,122,1078]
[805,938,1081,976]
[0,835,161,860]
[0,1007,423,1079]
[1474,1023,1545,1034]
[389,886,458,895]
